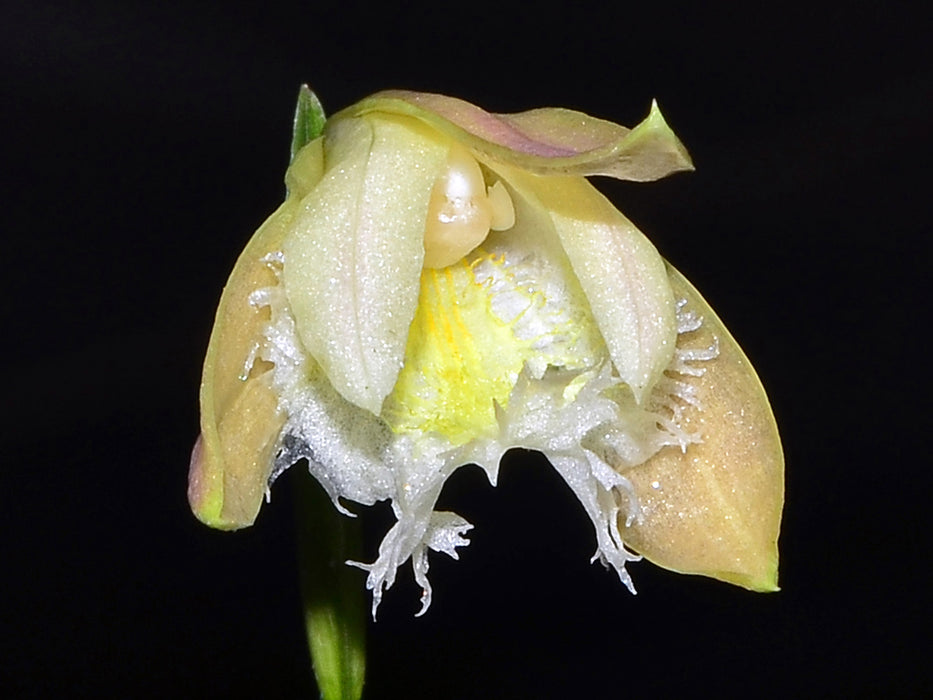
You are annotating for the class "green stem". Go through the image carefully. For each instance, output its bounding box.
[294,470,367,700]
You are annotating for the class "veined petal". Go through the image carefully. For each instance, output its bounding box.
[283,116,450,414]
[189,138,325,529]
[340,91,693,179]
[492,162,676,403]
[621,264,784,591]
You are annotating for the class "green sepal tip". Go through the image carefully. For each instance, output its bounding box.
[291,85,327,164]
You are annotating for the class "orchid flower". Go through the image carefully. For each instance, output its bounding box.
[189,87,784,621]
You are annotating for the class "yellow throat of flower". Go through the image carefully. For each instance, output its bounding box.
[382,253,535,445]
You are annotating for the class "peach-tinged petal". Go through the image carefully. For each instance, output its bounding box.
[621,264,784,591]
[190,139,324,529]
[189,374,284,528]
[341,91,692,179]
[190,201,292,529]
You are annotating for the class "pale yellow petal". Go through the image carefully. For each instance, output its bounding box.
[283,116,449,414]
[493,162,676,402]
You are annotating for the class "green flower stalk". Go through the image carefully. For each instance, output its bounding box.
[189,87,784,625]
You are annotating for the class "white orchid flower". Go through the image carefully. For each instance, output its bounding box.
[189,88,784,618]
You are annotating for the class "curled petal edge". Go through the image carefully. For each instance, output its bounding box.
[339,91,694,180]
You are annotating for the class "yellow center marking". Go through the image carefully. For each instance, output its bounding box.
[382,254,534,445]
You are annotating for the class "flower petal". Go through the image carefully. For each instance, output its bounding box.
[188,202,291,529]
[620,264,784,591]
[189,138,325,529]
[283,116,450,414]
[341,91,693,179]
[491,162,676,403]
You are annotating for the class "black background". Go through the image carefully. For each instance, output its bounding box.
[3,2,930,697]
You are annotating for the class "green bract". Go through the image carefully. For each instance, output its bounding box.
[189,88,784,622]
